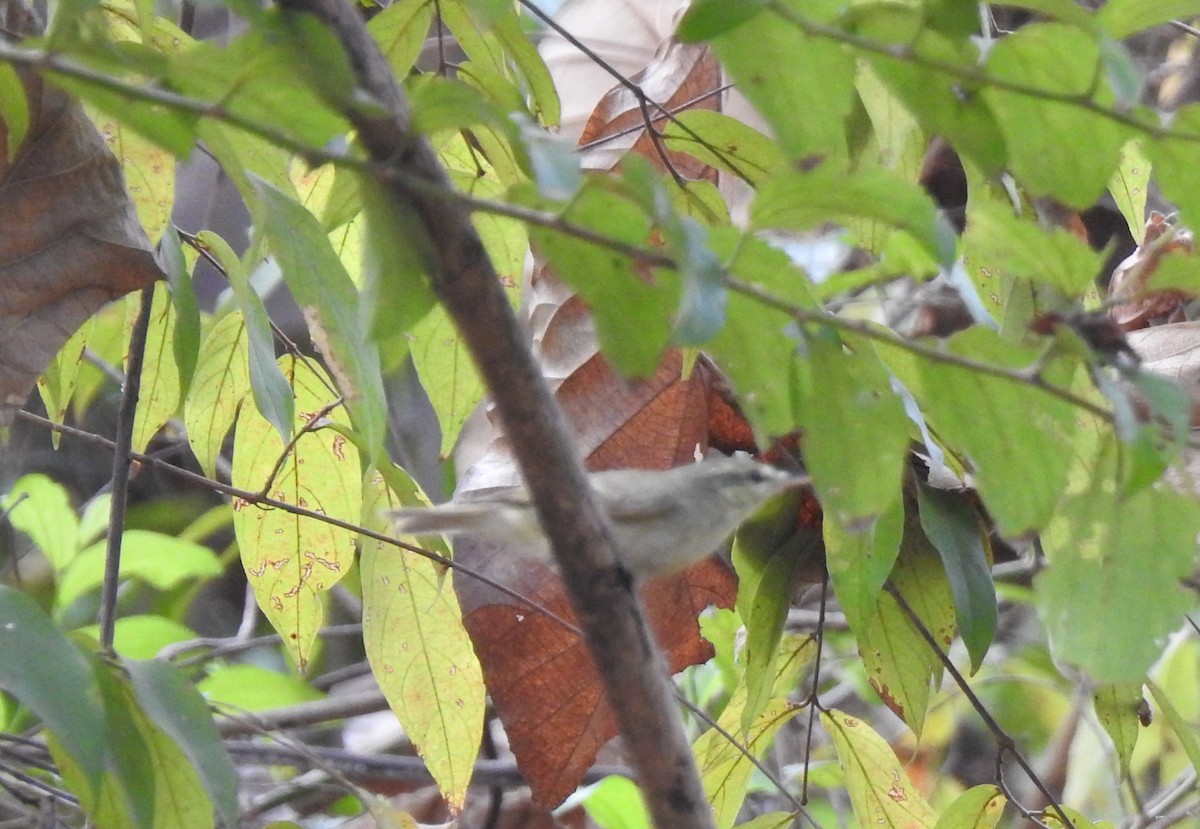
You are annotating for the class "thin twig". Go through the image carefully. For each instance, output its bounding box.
[96,286,155,651]
[15,410,580,636]
[766,2,1182,141]
[799,578,829,805]
[885,583,1076,829]
[255,397,345,498]
[726,277,1115,423]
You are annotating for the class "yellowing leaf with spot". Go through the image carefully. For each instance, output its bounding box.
[231,356,360,670]
[856,500,956,736]
[89,107,175,243]
[361,468,484,812]
[934,785,1006,829]
[184,312,251,478]
[696,687,800,829]
[822,709,936,829]
[131,282,182,454]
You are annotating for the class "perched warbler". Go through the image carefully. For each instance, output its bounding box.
[390,455,805,579]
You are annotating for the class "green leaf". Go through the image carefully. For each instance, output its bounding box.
[0,62,29,160]
[934,786,1007,829]
[166,14,348,149]
[822,709,937,829]
[963,201,1102,296]
[868,31,1007,175]
[1149,105,1200,229]
[738,814,802,829]
[576,776,651,829]
[825,494,904,635]
[2,474,79,572]
[1098,0,1200,37]
[231,356,361,671]
[856,509,955,735]
[159,229,201,397]
[797,331,910,527]
[198,664,323,711]
[408,75,514,136]
[57,531,224,610]
[55,655,217,829]
[619,158,727,344]
[752,167,956,267]
[879,327,1077,536]
[358,174,437,357]
[982,23,1130,207]
[49,72,199,158]
[127,659,239,828]
[368,0,435,77]
[255,179,388,460]
[706,230,814,438]
[1093,683,1144,778]
[130,282,183,455]
[733,493,822,733]
[519,178,673,376]
[1039,485,1200,682]
[711,0,855,164]
[917,484,996,674]
[661,111,785,187]
[677,0,768,41]
[1146,679,1200,777]
[195,232,293,443]
[0,586,107,793]
[438,0,560,126]
[38,316,96,440]
[75,615,195,660]
[361,470,485,811]
[1100,36,1143,110]
[1109,140,1150,239]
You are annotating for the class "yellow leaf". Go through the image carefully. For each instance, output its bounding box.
[232,355,360,670]
[934,785,1006,829]
[697,687,800,829]
[821,708,936,829]
[184,312,251,478]
[131,283,182,455]
[361,468,485,812]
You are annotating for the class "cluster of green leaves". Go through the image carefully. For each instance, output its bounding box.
[5,0,1200,826]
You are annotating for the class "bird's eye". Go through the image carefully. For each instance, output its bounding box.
[749,468,767,484]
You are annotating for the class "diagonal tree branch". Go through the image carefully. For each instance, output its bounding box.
[270,1,718,825]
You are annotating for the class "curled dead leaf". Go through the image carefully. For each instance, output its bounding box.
[1109,211,1195,331]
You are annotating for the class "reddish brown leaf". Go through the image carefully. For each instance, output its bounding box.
[451,273,757,807]
[0,1,162,422]
[576,42,723,178]
[457,549,736,808]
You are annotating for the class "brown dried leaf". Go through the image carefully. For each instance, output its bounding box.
[1128,321,1200,428]
[577,41,723,178]
[1109,211,1195,331]
[451,275,756,807]
[456,550,736,808]
[0,0,162,421]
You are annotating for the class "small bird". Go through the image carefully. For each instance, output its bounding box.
[390,455,805,579]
